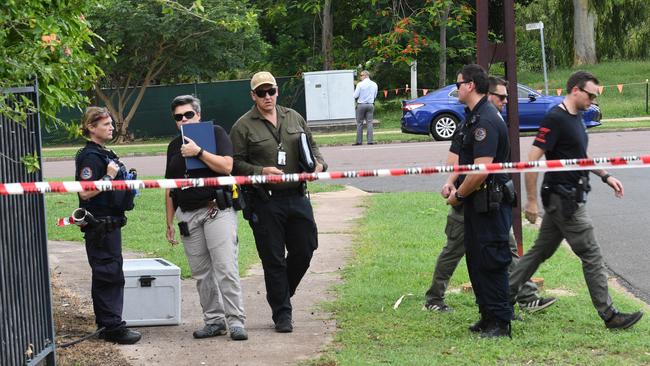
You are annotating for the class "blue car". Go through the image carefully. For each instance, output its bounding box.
[401,83,602,141]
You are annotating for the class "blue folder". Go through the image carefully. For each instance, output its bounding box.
[180,121,216,170]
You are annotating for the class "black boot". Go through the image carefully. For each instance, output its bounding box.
[602,307,644,330]
[480,319,511,339]
[99,327,142,344]
[469,306,492,333]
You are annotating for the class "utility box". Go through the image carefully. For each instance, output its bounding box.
[303,70,356,125]
[122,258,181,326]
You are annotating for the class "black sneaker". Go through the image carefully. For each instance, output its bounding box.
[519,297,557,313]
[275,318,293,333]
[423,302,453,312]
[229,326,248,341]
[193,322,227,339]
[99,327,141,345]
[605,310,643,330]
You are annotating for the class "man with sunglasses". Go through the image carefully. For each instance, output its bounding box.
[445,64,514,338]
[164,95,248,341]
[230,71,327,333]
[510,70,643,330]
[423,76,555,316]
[352,70,378,145]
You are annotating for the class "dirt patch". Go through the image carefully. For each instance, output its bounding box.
[51,271,131,366]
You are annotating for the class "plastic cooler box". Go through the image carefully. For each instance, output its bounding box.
[122,258,181,326]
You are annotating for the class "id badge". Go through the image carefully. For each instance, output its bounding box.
[277,150,287,166]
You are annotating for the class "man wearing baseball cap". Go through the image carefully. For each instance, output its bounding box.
[230,71,327,333]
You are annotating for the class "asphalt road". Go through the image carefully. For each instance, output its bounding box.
[44,130,650,304]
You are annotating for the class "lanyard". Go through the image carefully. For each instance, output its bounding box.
[262,120,283,150]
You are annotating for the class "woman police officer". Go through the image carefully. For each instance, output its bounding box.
[75,106,140,344]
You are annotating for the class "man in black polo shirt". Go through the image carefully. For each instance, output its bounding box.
[510,71,643,329]
[446,64,514,338]
[423,77,555,315]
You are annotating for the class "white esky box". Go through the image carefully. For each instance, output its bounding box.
[122,258,181,326]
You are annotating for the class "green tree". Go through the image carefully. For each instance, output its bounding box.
[359,1,475,89]
[0,0,104,127]
[89,0,266,142]
[517,0,650,69]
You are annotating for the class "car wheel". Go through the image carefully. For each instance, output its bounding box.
[430,114,458,141]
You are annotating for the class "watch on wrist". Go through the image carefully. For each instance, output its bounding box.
[601,173,611,183]
[196,148,204,158]
[102,174,113,181]
[454,191,465,202]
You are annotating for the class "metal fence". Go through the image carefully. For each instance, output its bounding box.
[42,76,307,144]
[1,83,56,365]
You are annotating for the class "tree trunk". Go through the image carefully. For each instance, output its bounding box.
[438,5,450,88]
[322,0,333,70]
[573,0,597,66]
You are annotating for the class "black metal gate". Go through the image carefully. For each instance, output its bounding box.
[1,83,56,365]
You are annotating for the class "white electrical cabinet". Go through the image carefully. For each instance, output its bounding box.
[122,258,181,326]
[303,70,356,124]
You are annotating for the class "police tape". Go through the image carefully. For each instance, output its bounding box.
[3,154,650,197]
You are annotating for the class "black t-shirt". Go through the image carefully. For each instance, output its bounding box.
[533,105,589,186]
[165,125,233,210]
[458,97,510,184]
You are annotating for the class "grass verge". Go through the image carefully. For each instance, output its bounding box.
[518,60,650,119]
[45,179,342,278]
[321,192,649,365]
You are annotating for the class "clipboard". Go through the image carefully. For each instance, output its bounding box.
[180,121,216,170]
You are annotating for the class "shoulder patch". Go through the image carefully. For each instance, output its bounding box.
[474,127,487,142]
[80,167,93,180]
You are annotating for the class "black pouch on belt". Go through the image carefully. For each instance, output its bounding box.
[215,189,227,210]
[487,180,503,211]
[553,184,579,219]
[503,179,517,207]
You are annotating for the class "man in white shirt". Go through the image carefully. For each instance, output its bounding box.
[353,70,378,145]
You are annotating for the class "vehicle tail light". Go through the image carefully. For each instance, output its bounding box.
[402,103,424,111]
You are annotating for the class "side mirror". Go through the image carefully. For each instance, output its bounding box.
[528,93,537,102]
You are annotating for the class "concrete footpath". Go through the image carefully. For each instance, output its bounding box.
[48,187,368,365]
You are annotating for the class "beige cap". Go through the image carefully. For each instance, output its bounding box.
[250,71,277,90]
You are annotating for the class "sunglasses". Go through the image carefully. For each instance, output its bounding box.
[579,87,598,101]
[455,80,472,89]
[173,111,196,121]
[254,87,277,98]
[91,112,110,123]
[489,92,508,101]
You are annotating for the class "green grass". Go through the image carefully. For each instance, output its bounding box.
[42,144,168,159]
[322,192,649,365]
[519,60,650,118]
[45,177,341,278]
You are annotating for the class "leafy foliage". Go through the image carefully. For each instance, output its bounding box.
[0,0,104,126]
[517,0,650,70]
[88,0,267,142]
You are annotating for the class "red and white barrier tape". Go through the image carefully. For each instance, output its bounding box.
[3,154,650,196]
[57,217,74,227]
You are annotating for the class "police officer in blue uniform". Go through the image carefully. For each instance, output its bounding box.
[75,106,141,344]
[446,65,514,338]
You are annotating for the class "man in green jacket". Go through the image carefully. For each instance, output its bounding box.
[230,71,327,333]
